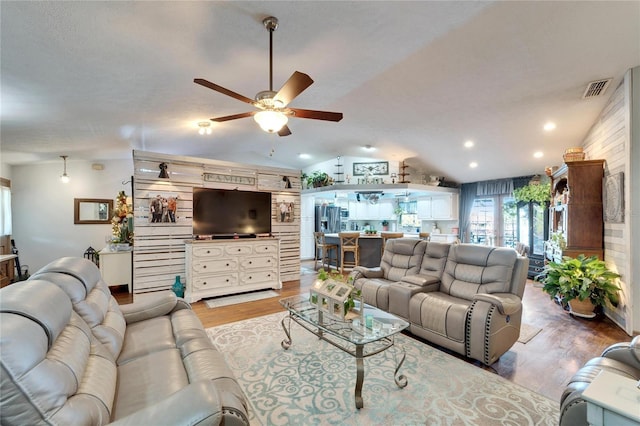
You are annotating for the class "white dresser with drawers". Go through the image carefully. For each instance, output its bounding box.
[185,238,281,303]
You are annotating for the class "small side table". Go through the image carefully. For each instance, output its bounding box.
[582,370,640,426]
[99,248,132,293]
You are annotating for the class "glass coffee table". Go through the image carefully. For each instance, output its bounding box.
[279,295,409,409]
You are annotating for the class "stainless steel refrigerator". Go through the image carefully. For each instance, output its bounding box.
[315,205,342,233]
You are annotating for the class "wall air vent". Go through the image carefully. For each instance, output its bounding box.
[582,78,612,98]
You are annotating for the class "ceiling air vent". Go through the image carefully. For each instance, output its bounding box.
[582,78,612,99]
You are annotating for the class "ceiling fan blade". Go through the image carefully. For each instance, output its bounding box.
[273,71,314,106]
[194,78,254,104]
[211,111,256,122]
[289,108,343,122]
[278,125,292,137]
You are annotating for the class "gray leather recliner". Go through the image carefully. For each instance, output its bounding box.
[0,257,249,425]
[559,335,640,425]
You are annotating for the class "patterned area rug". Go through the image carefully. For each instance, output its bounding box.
[207,312,559,425]
[203,290,280,309]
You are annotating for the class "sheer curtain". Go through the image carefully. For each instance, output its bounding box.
[0,185,11,236]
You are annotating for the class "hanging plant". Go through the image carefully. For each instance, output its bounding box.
[513,183,551,204]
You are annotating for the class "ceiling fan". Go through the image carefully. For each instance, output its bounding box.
[194,16,343,136]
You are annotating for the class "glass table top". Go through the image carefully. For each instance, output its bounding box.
[280,294,409,345]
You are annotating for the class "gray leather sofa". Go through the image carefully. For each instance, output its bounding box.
[560,335,640,425]
[351,239,529,365]
[0,257,249,426]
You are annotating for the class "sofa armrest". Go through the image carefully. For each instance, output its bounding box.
[401,274,440,288]
[108,381,232,426]
[473,293,522,316]
[601,335,640,370]
[119,291,185,324]
[350,266,384,280]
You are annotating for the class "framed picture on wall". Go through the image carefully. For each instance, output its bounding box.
[148,192,179,223]
[276,200,295,222]
[353,161,389,176]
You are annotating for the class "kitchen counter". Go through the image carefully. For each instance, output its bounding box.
[323,234,383,268]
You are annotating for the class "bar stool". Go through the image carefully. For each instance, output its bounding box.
[338,232,360,274]
[314,232,337,271]
[419,232,431,241]
[380,232,404,257]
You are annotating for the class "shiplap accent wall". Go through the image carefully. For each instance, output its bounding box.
[581,73,633,334]
[132,151,301,293]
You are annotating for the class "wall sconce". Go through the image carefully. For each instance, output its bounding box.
[60,155,70,183]
[158,162,169,179]
[198,121,212,135]
[390,173,397,184]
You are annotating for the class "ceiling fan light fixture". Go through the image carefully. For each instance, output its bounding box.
[197,121,212,135]
[254,110,288,133]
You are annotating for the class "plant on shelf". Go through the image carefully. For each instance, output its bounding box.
[310,171,332,188]
[541,254,621,319]
[513,182,551,204]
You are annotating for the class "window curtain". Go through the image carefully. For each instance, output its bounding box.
[0,186,11,236]
[459,182,477,243]
[476,178,513,196]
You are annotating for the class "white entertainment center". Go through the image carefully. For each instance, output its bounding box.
[185,238,281,303]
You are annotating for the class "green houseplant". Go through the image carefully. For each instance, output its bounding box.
[312,268,361,312]
[541,255,621,318]
[513,182,551,204]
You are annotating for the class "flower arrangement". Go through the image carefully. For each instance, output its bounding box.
[111,191,133,244]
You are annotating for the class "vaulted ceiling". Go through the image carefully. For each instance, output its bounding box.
[2,1,639,183]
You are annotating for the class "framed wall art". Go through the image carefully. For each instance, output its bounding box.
[603,172,624,223]
[353,161,389,176]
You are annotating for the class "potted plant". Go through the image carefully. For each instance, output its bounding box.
[541,254,621,319]
[312,268,361,313]
[513,182,551,204]
[381,220,389,231]
[310,171,331,188]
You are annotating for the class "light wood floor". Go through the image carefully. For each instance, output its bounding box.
[113,261,633,402]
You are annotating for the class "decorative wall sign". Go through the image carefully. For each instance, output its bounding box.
[353,161,389,176]
[204,173,256,186]
[604,172,624,223]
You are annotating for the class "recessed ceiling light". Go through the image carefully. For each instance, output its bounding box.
[362,145,376,151]
[469,162,478,168]
[464,140,474,148]
[298,153,311,159]
[534,151,544,158]
[543,122,556,131]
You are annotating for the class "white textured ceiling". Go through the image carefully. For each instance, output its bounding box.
[2,1,639,183]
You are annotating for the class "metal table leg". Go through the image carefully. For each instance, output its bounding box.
[354,344,364,409]
[281,315,292,349]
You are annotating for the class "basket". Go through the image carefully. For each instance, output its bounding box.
[563,147,585,162]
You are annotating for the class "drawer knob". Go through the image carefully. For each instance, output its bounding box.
[248,261,252,265]
[226,263,230,267]
[203,265,207,269]
[226,278,229,282]
[206,250,210,254]
[203,282,207,286]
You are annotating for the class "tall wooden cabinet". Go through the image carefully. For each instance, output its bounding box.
[545,160,604,262]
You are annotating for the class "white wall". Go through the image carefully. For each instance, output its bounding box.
[10,158,133,274]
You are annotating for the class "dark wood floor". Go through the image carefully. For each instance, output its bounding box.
[113,261,634,402]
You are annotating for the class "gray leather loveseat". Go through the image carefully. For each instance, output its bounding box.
[0,257,248,425]
[351,239,529,365]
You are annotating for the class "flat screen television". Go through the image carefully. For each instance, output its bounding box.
[192,188,272,237]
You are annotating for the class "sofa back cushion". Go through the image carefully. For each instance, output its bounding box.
[381,238,427,281]
[30,257,126,360]
[440,244,517,300]
[417,242,451,278]
[1,280,116,425]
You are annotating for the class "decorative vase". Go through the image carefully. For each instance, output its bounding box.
[568,298,596,319]
[171,275,184,298]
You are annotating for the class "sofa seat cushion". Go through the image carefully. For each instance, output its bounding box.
[118,316,177,365]
[113,348,189,421]
[354,278,391,310]
[409,292,470,342]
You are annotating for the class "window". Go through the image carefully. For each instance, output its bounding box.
[469,195,516,247]
[0,182,11,236]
